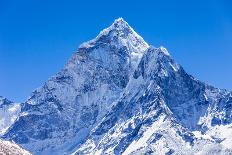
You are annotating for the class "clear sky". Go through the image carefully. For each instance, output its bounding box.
[0,0,232,102]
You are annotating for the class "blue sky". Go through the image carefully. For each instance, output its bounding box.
[0,0,232,102]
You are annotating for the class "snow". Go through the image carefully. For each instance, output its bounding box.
[160,46,170,56]
[0,139,31,155]
[169,62,178,72]
[0,98,21,136]
[78,17,149,71]
[1,18,232,155]
[193,124,232,149]
[207,124,232,148]
[123,115,166,155]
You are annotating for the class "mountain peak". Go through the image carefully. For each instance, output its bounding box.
[0,96,12,106]
[73,18,149,72]
[100,17,132,36]
[79,18,148,49]
[114,17,125,23]
[111,17,130,29]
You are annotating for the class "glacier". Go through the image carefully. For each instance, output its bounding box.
[1,18,232,155]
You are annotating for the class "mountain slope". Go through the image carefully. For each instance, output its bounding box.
[73,47,232,154]
[2,18,232,155]
[0,96,21,136]
[3,18,149,154]
[0,139,31,155]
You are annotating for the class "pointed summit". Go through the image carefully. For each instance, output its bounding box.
[111,17,130,30]
[79,18,148,50]
[97,17,138,39]
[74,18,149,72]
[114,17,126,24]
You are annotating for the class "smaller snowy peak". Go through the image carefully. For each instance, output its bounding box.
[0,96,21,136]
[0,96,12,107]
[133,46,180,80]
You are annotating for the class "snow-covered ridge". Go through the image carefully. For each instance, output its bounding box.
[0,139,31,155]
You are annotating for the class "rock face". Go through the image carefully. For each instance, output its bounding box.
[0,139,31,155]
[1,18,232,155]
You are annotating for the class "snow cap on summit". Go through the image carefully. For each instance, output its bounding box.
[79,18,149,49]
[98,17,134,37]
[114,17,125,23]
[112,17,129,28]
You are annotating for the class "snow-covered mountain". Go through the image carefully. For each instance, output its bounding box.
[74,47,232,155]
[1,18,232,155]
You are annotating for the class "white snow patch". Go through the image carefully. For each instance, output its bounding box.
[123,115,166,155]
[160,46,170,56]
[0,103,21,135]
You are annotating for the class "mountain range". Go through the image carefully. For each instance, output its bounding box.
[1,18,232,155]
